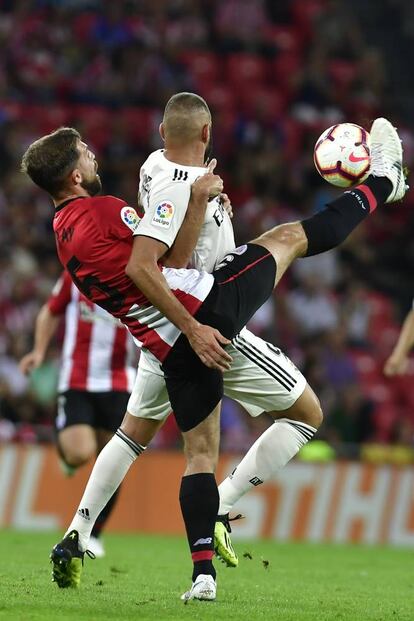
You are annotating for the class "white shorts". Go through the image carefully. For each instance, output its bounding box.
[127,327,306,420]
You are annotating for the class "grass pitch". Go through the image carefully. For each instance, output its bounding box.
[0,531,413,621]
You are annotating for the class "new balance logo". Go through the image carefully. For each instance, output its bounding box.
[78,508,90,520]
[344,190,366,210]
[249,476,263,487]
[193,537,212,546]
[172,168,189,182]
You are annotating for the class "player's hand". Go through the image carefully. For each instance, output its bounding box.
[191,159,223,202]
[19,351,44,375]
[220,193,233,218]
[186,322,232,372]
[383,353,409,376]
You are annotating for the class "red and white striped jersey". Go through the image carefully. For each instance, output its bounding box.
[53,195,214,362]
[48,270,137,393]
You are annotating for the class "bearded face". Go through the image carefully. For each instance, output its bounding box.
[80,173,102,196]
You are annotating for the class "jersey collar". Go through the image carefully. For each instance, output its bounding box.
[55,196,88,213]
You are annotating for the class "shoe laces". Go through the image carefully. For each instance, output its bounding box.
[217,513,244,533]
[85,549,96,561]
[370,143,389,177]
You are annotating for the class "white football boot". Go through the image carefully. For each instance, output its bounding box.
[369,117,408,203]
[181,574,217,603]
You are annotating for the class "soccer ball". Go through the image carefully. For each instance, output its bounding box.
[313,123,371,187]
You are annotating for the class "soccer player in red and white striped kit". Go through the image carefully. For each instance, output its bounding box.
[20,269,136,557]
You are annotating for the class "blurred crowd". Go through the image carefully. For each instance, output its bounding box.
[1,0,414,454]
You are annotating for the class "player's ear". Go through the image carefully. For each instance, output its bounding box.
[159,123,165,142]
[71,167,82,186]
[201,123,210,145]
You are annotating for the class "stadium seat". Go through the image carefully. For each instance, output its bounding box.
[180,51,221,88]
[328,60,358,95]
[372,402,400,442]
[292,0,326,37]
[271,53,301,91]
[266,25,304,55]
[226,54,268,89]
[121,108,157,144]
[198,83,235,113]
[72,13,99,42]
[72,105,112,151]
[348,349,382,385]
[239,88,287,119]
[36,105,71,133]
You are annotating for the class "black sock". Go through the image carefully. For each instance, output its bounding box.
[91,488,120,538]
[301,175,392,257]
[179,473,219,582]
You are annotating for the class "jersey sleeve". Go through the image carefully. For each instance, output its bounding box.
[95,195,141,240]
[134,171,192,249]
[47,270,72,315]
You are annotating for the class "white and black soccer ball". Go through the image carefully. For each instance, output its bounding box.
[313,123,371,187]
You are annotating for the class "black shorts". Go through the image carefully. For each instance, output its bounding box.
[162,243,276,432]
[55,389,129,433]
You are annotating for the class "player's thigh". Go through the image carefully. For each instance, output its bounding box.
[251,223,308,287]
[269,383,323,428]
[223,329,306,416]
[120,351,172,446]
[162,334,224,433]
[128,350,171,422]
[56,391,97,462]
[205,244,277,339]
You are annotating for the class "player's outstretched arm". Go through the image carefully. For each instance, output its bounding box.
[384,307,414,376]
[125,236,232,371]
[163,159,222,268]
[19,304,60,374]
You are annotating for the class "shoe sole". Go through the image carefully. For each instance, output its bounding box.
[371,120,405,202]
[50,547,81,588]
[214,527,238,568]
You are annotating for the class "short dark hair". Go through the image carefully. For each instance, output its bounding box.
[164,92,210,117]
[163,93,211,144]
[21,127,81,196]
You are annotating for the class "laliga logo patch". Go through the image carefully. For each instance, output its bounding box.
[120,206,139,232]
[152,201,174,228]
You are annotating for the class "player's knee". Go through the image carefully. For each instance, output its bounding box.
[60,443,95,467]
[299,392,323,429]
[283,385,324,429]
[254,223,307,258]
[58,424,98,467]
[305,395,323,429]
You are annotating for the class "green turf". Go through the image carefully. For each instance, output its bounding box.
[0,531,413,621]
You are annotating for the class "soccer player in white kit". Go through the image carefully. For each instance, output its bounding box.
[130,139,316,562]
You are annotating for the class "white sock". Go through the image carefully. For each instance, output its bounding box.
[65,429,145,550]
[218,418,316,515]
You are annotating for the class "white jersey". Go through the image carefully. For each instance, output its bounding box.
[137,149,235,272]
[128,151,307,419]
